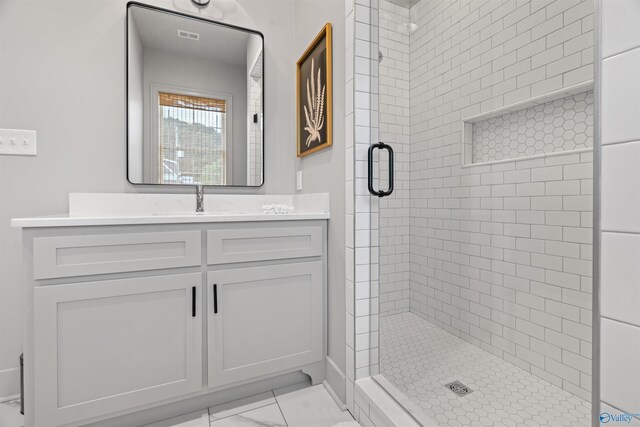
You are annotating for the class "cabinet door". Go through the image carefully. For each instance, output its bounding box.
[208,261,323,388]
[33,273,203,427]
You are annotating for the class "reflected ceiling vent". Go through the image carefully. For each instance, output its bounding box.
[177,29,200,41]
[385,0,420,8]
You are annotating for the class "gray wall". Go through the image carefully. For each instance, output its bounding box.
[0,0,302,398]
[294,0,347,403]
[0,2,6,399]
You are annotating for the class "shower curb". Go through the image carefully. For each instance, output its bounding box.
[354,377,437,427]
[372,375,439,426]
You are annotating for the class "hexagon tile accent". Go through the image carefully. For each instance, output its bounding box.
[472,91,594,164]
[380,313,591,426]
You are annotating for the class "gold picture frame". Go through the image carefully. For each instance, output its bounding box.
[297,23,333,157]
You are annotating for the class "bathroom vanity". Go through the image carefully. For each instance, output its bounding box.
[9,5,333,427]
[12,193,330,427]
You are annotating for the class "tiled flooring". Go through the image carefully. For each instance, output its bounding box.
[0,384,358,427]
[2,313,600,427]
[380,313,592,426]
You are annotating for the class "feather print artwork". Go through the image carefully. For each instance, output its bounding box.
[303,57,326,147]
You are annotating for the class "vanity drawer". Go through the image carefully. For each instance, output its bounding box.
[207,225,322,265]
[33,231,202,279]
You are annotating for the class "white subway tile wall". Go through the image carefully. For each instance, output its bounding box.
[346,0,382,413]
[373,0,595,401]
[601,48,640,145]
[600,0,640,420]
[601,141,640,233]
[248,58,263,186]
[601,319,640,418]
[601,232,640,328]
[379,0,411,317]
[601,0,640,58]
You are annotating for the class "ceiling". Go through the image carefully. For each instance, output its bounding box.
[130,5,257,67]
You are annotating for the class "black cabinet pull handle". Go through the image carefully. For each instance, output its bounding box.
[192,287,196,317]
[213,284,218,314]
[367,142,394,198]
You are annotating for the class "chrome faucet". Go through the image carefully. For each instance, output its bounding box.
[196,185,204,213]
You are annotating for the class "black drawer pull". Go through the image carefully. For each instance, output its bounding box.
[191,287,196,317]
[213,284,218,314]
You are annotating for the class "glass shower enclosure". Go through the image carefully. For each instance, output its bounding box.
[367,0,595,424]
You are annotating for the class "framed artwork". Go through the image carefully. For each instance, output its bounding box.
[297,23,333,157]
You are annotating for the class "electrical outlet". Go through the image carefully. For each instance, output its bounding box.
[0,129,37,156]
[296,170,303,191]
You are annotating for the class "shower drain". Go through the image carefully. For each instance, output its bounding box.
[444,381,473,397]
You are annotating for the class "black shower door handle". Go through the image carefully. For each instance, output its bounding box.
[368,142,394,198]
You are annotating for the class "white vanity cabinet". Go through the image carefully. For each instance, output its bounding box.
[16,219,328,427]
[33,274,203,427]
[207,261,323,388]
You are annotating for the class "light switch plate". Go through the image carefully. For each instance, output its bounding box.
[0,129,37,156]
[296,170,303,191]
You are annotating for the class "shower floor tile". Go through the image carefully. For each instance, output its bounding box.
[380,313,591,426]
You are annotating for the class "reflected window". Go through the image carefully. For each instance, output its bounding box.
[158,92,227,185]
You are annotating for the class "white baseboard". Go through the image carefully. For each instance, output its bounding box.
[0,367,20,402]
[323,381,347,411]
[324,357,347,410]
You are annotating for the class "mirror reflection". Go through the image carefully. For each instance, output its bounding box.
[127,3,264,187]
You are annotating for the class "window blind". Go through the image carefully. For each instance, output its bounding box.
[158,92,227,186]
[159,92,226,113]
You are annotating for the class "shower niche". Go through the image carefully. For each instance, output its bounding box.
[462,84,594,166]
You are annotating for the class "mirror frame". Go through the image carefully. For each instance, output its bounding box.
[126,1,266,188]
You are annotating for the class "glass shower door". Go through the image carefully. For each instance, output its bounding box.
[367,1,594,425]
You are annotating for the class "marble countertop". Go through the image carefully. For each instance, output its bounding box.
[11,193,330,228]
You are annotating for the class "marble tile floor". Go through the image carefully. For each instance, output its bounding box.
[380,312,592,426]
[0,383,359,427]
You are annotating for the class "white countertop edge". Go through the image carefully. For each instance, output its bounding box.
[68,193,330,217]
[11,212,330,228]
